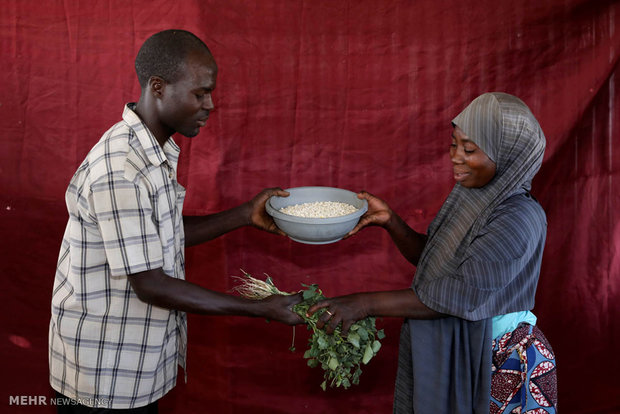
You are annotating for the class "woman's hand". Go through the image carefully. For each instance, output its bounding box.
[245,187,290,235]
[260,292,305,325]
[345,191,393,238]
[306,293,371,335]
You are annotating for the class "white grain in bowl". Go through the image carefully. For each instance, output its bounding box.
[279,201,358,218]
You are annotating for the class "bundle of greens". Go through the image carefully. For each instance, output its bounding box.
[232,271,385,391]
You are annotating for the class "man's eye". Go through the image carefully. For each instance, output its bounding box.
[195,94,204,99]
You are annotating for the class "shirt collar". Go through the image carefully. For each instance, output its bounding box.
[122,103,180,170]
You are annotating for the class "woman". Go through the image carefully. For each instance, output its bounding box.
[308,92,558,413]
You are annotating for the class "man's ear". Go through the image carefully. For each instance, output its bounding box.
[148,76,165,98]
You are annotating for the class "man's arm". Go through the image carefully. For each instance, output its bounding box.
[128,268,303,325]
[183,187,289,247]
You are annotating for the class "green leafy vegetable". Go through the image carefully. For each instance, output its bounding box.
[231,272,385,390]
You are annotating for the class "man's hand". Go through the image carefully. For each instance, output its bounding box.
[260,292,305,325]
[245,187,290,235]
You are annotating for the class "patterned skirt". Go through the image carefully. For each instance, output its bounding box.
[491,324,558,413]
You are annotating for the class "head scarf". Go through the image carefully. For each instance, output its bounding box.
[413,92,546,318]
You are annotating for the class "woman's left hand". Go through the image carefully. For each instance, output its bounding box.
[245,187,289,235]
[307,293,370,335]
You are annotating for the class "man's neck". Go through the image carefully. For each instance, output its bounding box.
[134,100,170,148]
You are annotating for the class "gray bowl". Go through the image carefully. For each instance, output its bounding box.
[266,186,368,245]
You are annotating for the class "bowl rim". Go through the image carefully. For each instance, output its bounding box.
[266,186,368,224]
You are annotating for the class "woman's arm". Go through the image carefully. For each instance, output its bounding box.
[307,289,444,335]
[347,191,428,265]
[384,212,428,266]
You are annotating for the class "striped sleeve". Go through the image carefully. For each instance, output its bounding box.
[89,172,163,277]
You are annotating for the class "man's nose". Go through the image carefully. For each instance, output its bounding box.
[203,94,214,111]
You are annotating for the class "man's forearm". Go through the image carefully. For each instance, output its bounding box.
[183,203,251,247]
[128,268,261,316]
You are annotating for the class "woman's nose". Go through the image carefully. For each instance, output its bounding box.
[450,147,464,164]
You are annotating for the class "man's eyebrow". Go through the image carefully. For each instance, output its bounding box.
[195,86,214,92]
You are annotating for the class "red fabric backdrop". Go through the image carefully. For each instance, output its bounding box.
[1,1,619,413]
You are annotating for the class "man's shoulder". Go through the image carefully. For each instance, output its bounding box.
[85,120,145,183]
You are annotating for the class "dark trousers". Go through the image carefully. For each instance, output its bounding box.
[55,392,158,414]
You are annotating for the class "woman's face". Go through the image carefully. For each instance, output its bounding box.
[450,126,497,188]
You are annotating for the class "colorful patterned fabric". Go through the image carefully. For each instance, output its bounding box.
[491,324,558,413]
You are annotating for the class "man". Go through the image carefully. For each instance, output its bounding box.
[49,29,301,413]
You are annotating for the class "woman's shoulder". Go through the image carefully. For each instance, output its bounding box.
[487,192,547,235]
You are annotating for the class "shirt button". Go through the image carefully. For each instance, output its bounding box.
[169,171,173,179]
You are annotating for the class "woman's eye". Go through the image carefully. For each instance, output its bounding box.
[464,148,475,154]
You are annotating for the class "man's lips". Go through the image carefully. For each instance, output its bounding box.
[197,118,208,127]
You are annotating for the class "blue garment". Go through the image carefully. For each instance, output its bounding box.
[492,311,537,339]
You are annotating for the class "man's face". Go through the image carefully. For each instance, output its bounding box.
[158,50,217,138]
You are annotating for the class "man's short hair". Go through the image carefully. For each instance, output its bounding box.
[135,29,213,88]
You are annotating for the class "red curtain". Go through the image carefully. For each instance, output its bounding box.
[1,1,619,413]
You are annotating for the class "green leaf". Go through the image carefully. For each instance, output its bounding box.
[362,344,374,364]
[357,326,369,341]
[377,329,386,339]
[372,340,381,353]
[317,335,329,349]
[302,289,315,301]
[347,333,360,348]
[328,357,339,370]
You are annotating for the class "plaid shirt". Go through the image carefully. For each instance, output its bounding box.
[49,104,187,409]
